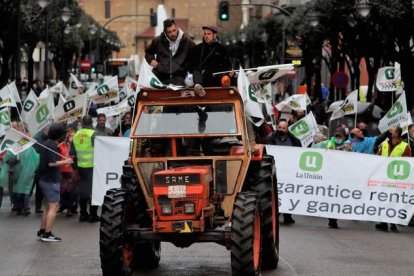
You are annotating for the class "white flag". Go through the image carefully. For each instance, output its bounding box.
[0,108,11,136]
[21,89,40,121]
[288,112,318,147]
[137,59,182,90]
[25,100,53,137]
[0,85,16,108]
[330,90,358,121]
[276,94,307,111]
[0,128,36,155]
[376,65,402,92]
[401,112,413,136]
[247,64,294,85]
[88,76,119,104]
[237,66,264,127]
[68,73,84,97]
[378,91,408,133]
[54,93,88,123]
[38,86,50,100]
[8,81,21,103]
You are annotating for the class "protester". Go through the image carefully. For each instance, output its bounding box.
[325,127,352,229]
[37,123,73,242]
[71,115,99,223]
[349,127,387,154]
[405,123,414,156]
[264,120,301,224]
[57,124,77,217]
[0,147,39,216]
[375,126,411,232]
[189,25,233,96]
[94,113,113,136]
[113,112,132,137]
[145,19,195,85]
[32,126,50,214]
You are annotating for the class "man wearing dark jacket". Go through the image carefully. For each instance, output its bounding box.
[189,25,233,96]
[264,120,301,224]
[145,19,195,86]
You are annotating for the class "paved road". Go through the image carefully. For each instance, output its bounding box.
[1,196,413,276]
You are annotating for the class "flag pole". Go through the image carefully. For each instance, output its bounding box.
[5,128,69,159]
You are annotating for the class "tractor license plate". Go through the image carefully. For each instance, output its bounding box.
[168,185,186,198]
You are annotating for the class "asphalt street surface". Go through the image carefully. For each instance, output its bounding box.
[1,196,413,276]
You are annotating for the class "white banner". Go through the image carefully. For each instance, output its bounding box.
[21,90,40,121]
[276,94,307,111]
[0,108,11,136]
[68,73,84,97]
[247,64,294,85]
[0,85,16,108]
[54,93,88,123]
[92,136,130,205]
[289,112,318,147]
[376,65,402,92]
[237,67,264,126]
[96,94,134,118]
[0,128,36,155]
[378,91,407,133]
[88,76,119,104]
[330,90,358,121]
[266,146,414,225]
[8,81,21,103]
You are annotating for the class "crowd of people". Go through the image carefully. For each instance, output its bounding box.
[0,112,132,242]
[263,112,414,231]
[1,17,413,245]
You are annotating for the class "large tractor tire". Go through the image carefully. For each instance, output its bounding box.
[121,165,161,269]
[231,191,262,276]
[100,188,131,276]
[245,155,279,270]
[252,155,279,269]
[99,188,160,276]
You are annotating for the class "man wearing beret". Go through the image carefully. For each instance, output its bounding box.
[189,25,234,96]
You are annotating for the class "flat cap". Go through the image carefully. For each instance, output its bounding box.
[202,25,219,33]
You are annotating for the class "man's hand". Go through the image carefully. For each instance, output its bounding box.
[150,60,158,68]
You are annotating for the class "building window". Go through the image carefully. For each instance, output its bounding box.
[105,0,111,18]
[171,8,175,18]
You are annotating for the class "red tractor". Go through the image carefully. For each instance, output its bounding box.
[99,87,279,275]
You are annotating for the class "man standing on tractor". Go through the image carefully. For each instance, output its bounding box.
[71,115,99,223]
[189,25,234,96]
[145,19,195,86]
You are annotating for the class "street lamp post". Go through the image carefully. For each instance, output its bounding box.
[60,6,71,81]
[38,0,50,84]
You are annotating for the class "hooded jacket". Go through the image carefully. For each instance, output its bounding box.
[145,29,195,78]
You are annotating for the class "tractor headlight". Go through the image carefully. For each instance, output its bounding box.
[184,202,195,214]
[160,202,172,215]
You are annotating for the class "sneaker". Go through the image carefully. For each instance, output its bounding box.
[35,209,43,214]
[375,223,388,231]
[283,214,295,225]
[79,214,90,222]
[390,224,397,231]
[88,215,100,223]
[41,232,62,242]
[328,219,338,229]
[37,229,45,239]
[194,84,206,97]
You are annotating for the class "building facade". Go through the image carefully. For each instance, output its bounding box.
[77,0,242,61]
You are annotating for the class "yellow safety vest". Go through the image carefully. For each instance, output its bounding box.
[73,128,95,168]
[381,141,408,157]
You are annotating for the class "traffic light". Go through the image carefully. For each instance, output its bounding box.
[150,11,157,27]
[218,1,229,21]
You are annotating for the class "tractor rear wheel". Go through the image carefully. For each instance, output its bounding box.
[252,155,279,269]
[231,191,261,275]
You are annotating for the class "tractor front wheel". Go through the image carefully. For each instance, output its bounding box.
[231,191,261,275]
